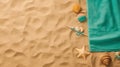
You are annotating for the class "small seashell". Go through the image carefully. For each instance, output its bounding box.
[72,3,81,14]
[78,16,87,22]
[67,26,85,36]
[79,27,84,32]
[101,54,112,66]
[75,27,80,31]
[115,52,120,60]
[115,52,120,55]
[74,27,84,32]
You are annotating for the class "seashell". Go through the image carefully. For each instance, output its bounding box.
[115,52,120,60]
[101,54,112,66]
[75,27,80,31]
[79,27,84,32]
[115,52,119,56]
[72,3,81,14]
[74,27,84,32]
[78,16,87,22]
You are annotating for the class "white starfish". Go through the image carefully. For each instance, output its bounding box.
[75,46,90,60]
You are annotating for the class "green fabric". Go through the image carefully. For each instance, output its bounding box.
[87,0,120,52]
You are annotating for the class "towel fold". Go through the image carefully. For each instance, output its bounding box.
[87,0,120,52]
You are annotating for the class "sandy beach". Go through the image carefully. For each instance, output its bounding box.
[0,0,120,67]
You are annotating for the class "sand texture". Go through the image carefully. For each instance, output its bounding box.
[0,0,120,67]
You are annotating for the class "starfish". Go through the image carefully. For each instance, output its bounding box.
[75,46,90,60]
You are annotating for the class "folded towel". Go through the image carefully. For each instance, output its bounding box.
[87,0,120,52]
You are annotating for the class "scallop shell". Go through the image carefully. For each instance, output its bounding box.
[101,54,112,66]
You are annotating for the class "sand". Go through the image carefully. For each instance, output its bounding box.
[0,0,120,67]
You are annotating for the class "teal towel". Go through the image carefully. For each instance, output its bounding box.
[87,0,120,52]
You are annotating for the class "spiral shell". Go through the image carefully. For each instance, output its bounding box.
[101,54,112,66]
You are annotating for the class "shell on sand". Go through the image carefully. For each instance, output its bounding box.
[115,52,120,60]
[67,26,84,32]
[79,27,84,32]
[72,3,82,14]
[74,27,84,32]
[101,54,112,66]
